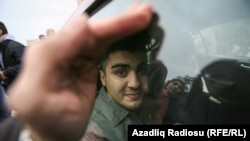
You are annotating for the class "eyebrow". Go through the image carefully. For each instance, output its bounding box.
[111,63,130,69]
[111,61,147,69]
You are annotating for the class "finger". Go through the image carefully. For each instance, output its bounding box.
[90,2,153,42]
[127,2,141,11]
[39,14,91,62]
[39,2,152,64]
[57,2,152,55]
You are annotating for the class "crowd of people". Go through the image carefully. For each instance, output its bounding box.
[38,28,55,41]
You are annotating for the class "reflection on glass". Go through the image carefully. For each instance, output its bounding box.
[191,19,250,58]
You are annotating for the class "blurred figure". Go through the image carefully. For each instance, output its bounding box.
[46,28,55,37]
[163,79,187,124]
[183,59,250,124]
[164,79,185,96]
[0,21,25,92]
[38,34,46,41]
[141,59,167,124]
[155,78,186,124]
[0,21,25,121]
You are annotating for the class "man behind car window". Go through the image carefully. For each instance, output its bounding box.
[82,29,152,141]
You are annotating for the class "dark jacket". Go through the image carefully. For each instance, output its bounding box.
[0,39,25,90]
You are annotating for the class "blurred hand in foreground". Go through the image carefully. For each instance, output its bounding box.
[8,2,152,141]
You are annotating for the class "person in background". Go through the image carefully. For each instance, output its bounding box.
[164,79,185,96]
[0,3,153,141]
[0,21,25,92]
[0,21,25,121]
[162,78,186,124]
[46,28,55,37]
[38,34,46,41]
[155,78,186,124]
[141,59,168,124]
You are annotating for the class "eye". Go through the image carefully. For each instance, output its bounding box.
[115,69,127,77]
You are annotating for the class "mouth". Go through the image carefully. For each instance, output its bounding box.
[125,93,141,100]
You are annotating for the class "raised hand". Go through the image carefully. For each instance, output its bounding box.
[8,3,152,141]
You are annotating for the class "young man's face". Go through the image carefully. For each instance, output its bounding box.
[100,50,148,110]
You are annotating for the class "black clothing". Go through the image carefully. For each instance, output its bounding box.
[0,39,25,90]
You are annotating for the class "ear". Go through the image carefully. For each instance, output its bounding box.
[99,70,106,86]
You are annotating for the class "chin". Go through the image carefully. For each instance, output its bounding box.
[124,101,142,110]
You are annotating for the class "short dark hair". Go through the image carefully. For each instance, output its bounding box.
[99,12,163,72]
[0,21,8,34]
[99,29,150,72]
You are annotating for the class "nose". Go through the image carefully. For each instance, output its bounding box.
[127,72,140,89]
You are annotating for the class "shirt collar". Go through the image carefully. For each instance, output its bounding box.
[97,87,131,127]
